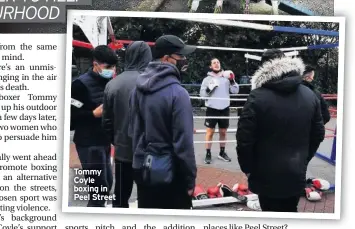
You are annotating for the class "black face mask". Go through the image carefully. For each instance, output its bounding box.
[170,56,189,79]
[212,68,222,73]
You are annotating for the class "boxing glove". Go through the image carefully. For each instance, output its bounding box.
[232,183,250,196]
[306,178,330,191]
[217,183,233,197]
[206,78,219,94]
[305,187,322,201]
[192,185,209,200]
[207,186,222,198]
[222,70,235,81]
[218,182,248,203]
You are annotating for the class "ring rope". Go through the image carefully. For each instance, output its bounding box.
[193,116,240,119]
[193,128,337,135]
[190,96,247,101]
[178,18,339,37]
[190,95,336,101]
[189,93,250,97]
[193,135,335,144]
[194,107,244,110]
[182,83,251,87]
[226,106,243,109]
[195,128,237,133]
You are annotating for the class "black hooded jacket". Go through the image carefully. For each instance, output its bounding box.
[236,57,325,198]
[302,80,331,124]
[102,41,152,162]
[128,61,197,190]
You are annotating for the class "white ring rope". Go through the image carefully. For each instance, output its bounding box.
[179,18,274,32]
[190,93,250,97]
[195,128,237,133]
[184,84,251,87]
[193,116,240,119]
[227,106,244,109]
[196,45,266,53]
[190,96,247,101]
[194,106,244,110]
[195,45,309,53]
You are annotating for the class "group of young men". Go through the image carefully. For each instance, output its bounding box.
[70,34,330,212]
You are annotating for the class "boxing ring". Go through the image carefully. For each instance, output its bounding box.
[71,16,339,209]
[184,84,337,187]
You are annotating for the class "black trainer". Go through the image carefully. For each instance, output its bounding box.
[218,152,231,162]
[204,152,212,164]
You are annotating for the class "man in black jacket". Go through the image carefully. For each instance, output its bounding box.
[236,49,325,212]
[128,35,197,209]
[302,66,331,124]
[102,41,152,208]
[70,45,118,207]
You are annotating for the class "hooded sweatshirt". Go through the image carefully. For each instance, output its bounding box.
[128,61,197,190]
[236,57,325,198]
[200,71,239,110]
[102,41,152,163]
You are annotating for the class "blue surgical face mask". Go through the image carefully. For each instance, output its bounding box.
[99,69,115,79]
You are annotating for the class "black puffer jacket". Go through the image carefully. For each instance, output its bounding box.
[302,81,331,124]
[102,41,152,162]
[71,69,111,146]
[236,57,325,198]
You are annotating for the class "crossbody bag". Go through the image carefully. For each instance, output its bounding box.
[134,89,174,186]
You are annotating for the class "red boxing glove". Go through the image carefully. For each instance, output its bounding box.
[207,186,222,198]
[223,70,235,81]
[192,185,209,200]
[233,183,250,196]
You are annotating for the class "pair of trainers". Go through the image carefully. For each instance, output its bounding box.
[204,151,231,164]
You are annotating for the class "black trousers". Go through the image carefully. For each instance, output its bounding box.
[134,170,192,209]
[258,195,300,212]
[76,145,113,207]
[112,160,134,208]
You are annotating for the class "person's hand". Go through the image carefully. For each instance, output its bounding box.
[93,104,103,118]
[193,128,196,134]
[223,70,235,81]
[188,189,194,196]
[207,78,219,92]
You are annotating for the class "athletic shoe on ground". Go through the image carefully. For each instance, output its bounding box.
[218,152,231,162]
[205,152,212,164]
